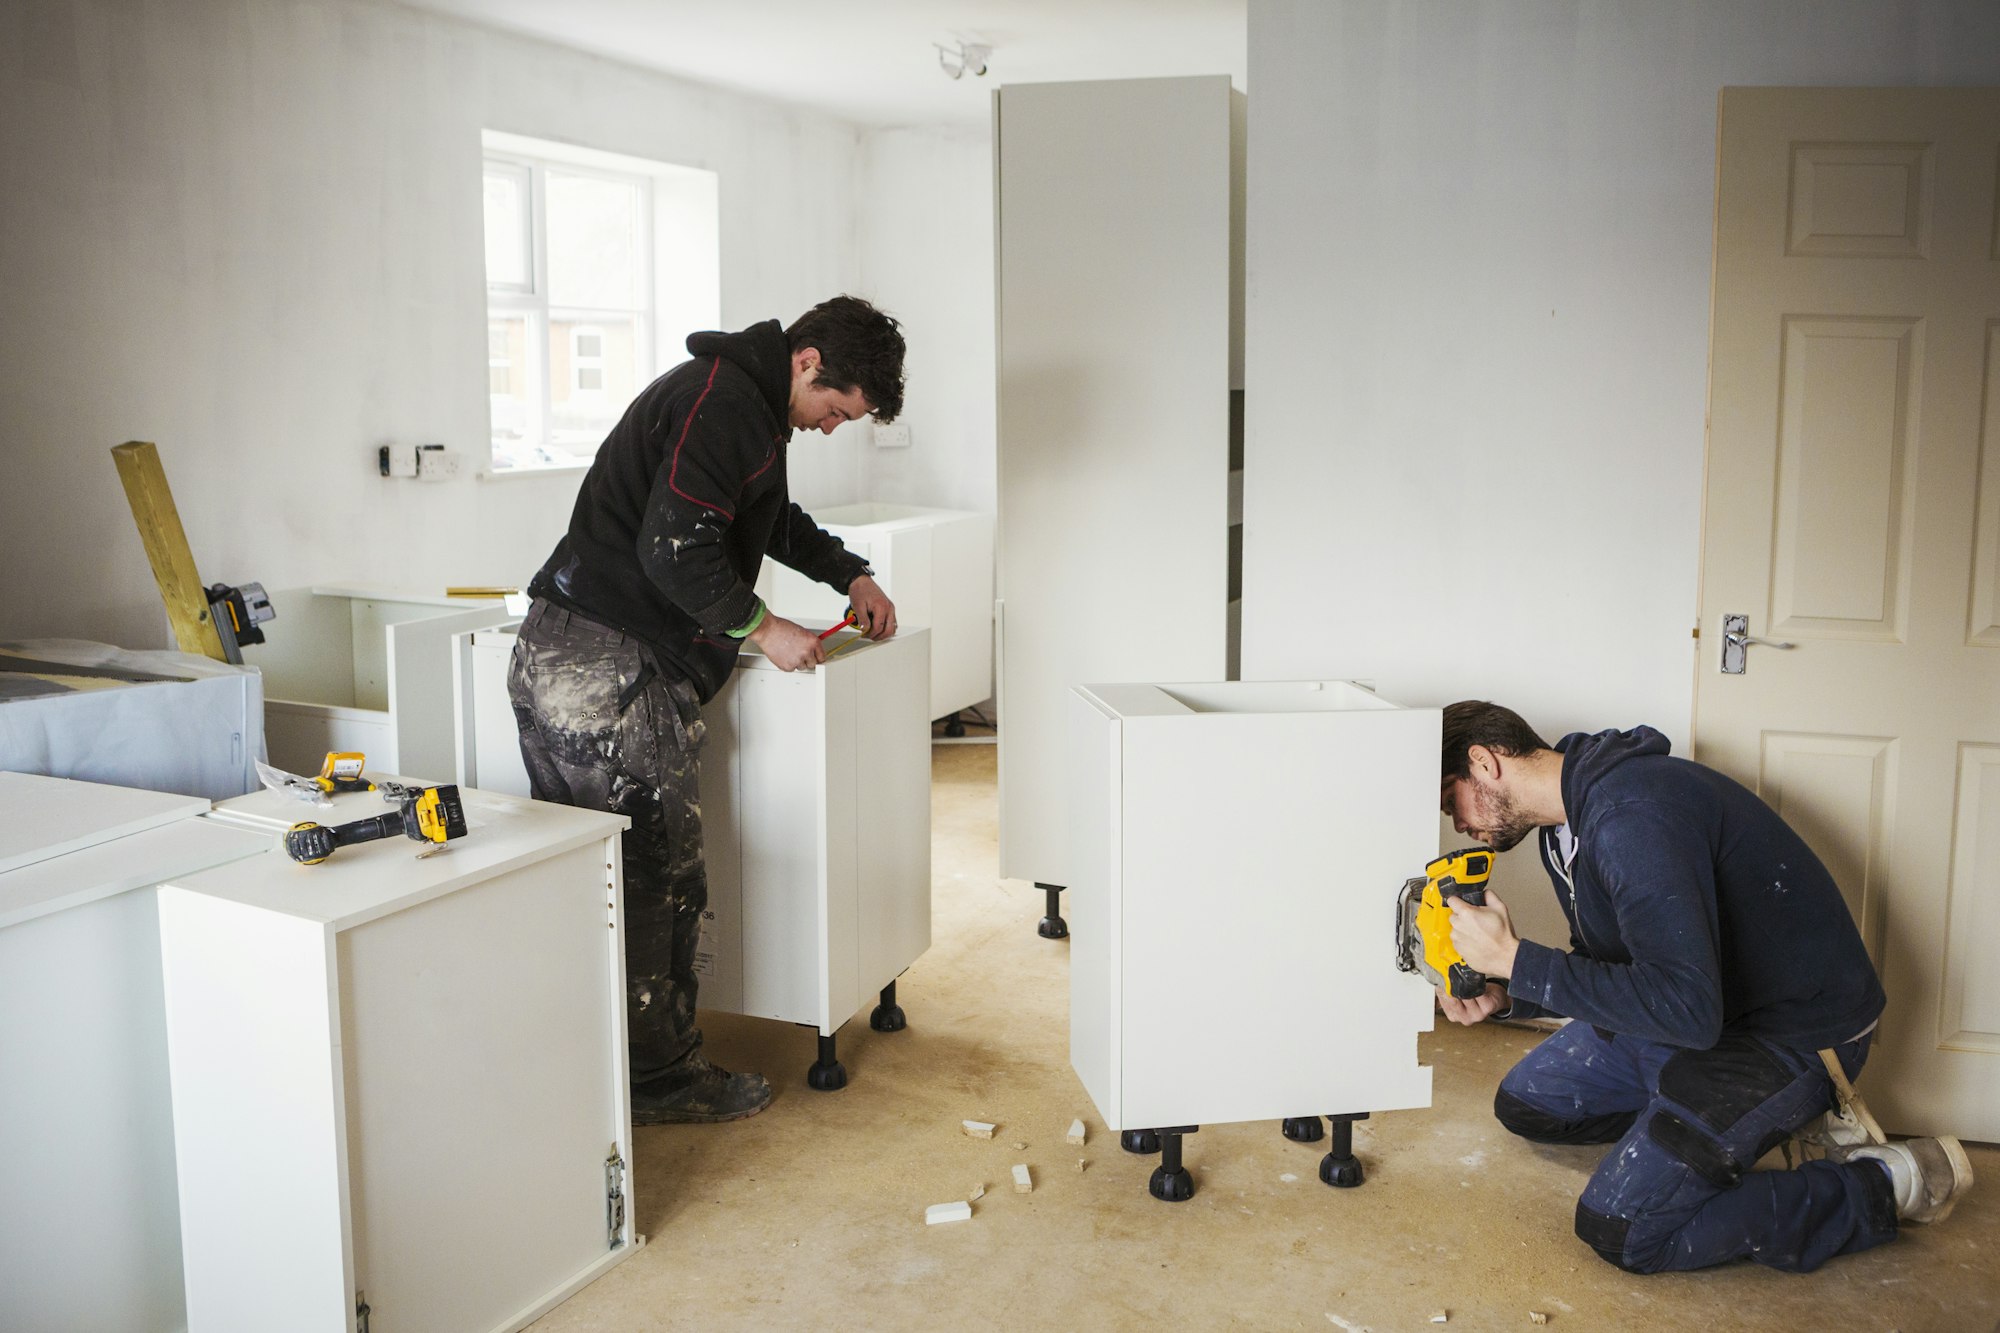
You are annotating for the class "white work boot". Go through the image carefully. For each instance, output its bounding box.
[1787,1102,1886,1163]
[1847,1137,1976,1225]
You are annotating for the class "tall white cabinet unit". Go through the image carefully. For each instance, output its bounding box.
[159,784,637,1332]
[1067,681,1438,1201]
[995,76,1245,933]
[757,503,996,724]
[451,619,933,1085]
[0,774,267,1332]
[245,585,505,781]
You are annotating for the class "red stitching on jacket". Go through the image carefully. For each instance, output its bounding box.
[669,359,732,519]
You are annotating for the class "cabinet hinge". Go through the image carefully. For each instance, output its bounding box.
[606,1146,627,1249]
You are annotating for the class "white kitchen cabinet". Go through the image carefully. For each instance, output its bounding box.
[756,503,995,724]
[158,782,636,1333]
[995,76,1245,936]
[245,585,505,781]
[0,772,267,1332]
[451,618,932,1085]
[1067,680,1438,1201]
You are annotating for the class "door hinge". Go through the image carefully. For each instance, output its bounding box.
[606,1146,627,1249]
[356,1294,371,1333]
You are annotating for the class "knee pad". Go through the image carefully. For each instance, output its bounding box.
[1495,1088,1637,1146]
[1575,1202,1669,1274]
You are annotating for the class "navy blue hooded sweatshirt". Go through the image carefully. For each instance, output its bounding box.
[527,322,869,702]
[1502,727,1884,1052]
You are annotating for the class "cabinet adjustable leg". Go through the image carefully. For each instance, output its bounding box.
[1318,1112,1368,1188]
[1281,1116,1325,1143]
[869,979,907,1032]
[943,711,967,739]
[1148,1126,1198,1202]
[1120,1128,1161,1155]
[807,1032,848,1092]
[1035,882,1068,940]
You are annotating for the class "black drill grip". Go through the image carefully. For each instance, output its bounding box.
[285,811,403,864]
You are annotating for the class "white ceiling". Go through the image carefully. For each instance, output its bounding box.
[401,0,1246,131]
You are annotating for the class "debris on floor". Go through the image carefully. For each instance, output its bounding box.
[1013,1141,1028,1151]
[968,1183,986,1202]
[1281,1172,1299,1183]
[1528,1315,1549,1326]
[1077,1158,1087,1173]
[962,1119,996,1139]
[1430,1314,1448,1325]
[925,1201,972,1225]
[1324,1315,1369,1332]
[1013,1164,1033,1193]
[1066,1117,1087,1145]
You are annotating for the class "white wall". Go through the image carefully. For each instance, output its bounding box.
[1244,0,2000,938]
[0,0,870,647]
[854,126,998,516]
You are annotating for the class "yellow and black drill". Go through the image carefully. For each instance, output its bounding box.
[1395,847,1496,999]
[285,784,468,865]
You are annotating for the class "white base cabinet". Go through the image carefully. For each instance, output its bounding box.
[453,619,933,1074]
[246,585,505,782]
[161,783,636,1333]
[1067,680,1438,1199]
[756,503,995,722]
[0,774,268,1333]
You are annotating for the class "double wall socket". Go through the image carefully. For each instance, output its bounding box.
[378,442,460,481]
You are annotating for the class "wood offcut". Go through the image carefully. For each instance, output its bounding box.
[110,441,226,661]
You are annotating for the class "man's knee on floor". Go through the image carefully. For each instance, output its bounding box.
[1494,1087,1638,1146]
[1575,1202,1673,1274]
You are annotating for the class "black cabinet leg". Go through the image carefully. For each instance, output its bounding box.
[807,1032,847,1091]
[1282,1115,1325,1143]
[869,979,907,1032]
[943,711,967,738]
[1120,1128,1161,1154]
[1035,882,1068,940]
[1148,1125,1199,1202]
[1318,1112,1368,1188]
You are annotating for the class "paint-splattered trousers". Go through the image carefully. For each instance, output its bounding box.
[1494,1021,1898,1273]
[508,599,710,1088]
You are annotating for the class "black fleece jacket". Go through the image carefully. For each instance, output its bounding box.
[527,321,869,702]
[1502,727,1885,1052]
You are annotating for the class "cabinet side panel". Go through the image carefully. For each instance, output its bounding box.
[736,671,827,1024]
[854,634,933,1007]
[158,888,351,1333]
[995,77,1234,884]
[339,844,619,1333]
[1118,709,1438,1128]
[1067,691,1123,1128]
[821,666,860,1030]
[933,513,996,718]
[694,674,747,1015]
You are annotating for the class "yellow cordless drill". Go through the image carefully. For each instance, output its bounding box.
[1394,847,1496,999]
[285,784,468,865]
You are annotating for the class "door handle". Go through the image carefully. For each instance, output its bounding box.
[1720,613,1793,675]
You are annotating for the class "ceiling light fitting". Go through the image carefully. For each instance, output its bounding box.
[935,40,990,80]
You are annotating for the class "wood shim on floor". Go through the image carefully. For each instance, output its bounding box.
[925,1201,972,1225]
[1066,1118,1087,1145]
[1012,1164,1032,1193]
[962,1119,996,1139]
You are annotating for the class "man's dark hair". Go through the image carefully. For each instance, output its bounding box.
[1441,701,1551,780]
[787,295,906,423]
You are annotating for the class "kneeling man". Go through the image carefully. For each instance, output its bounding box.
[1436,700,1973,1274]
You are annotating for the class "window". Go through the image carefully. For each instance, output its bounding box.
[480,133,720,473]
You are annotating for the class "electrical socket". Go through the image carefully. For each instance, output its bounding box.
[416,444,460,481]
[378,442,419,477]
[872,421,912,449]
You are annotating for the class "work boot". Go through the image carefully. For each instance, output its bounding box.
[1845,1137,1976,1225]
[631,1056,773,1125]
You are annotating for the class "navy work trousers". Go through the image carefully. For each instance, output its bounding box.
[1495,1022,1899,1273]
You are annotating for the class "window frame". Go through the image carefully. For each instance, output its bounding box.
[482,150,656,472]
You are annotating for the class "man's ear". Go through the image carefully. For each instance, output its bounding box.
[793,346,820,377]
[1467,744,1499,781]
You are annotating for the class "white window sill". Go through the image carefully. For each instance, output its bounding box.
[479,461,592,481]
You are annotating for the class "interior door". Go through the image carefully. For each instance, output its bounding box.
[1695,87,2000,1139]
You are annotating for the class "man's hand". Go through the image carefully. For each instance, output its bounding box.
[1438,981,1509,1026]
[848,574,897,641]
[748,614,826,672]
[1447,886,1521,979]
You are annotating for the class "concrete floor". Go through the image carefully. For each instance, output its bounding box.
[535,744,2000,1332]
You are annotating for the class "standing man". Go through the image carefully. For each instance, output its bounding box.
[511,296,905,1125]
[1435,700,1974,1273]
